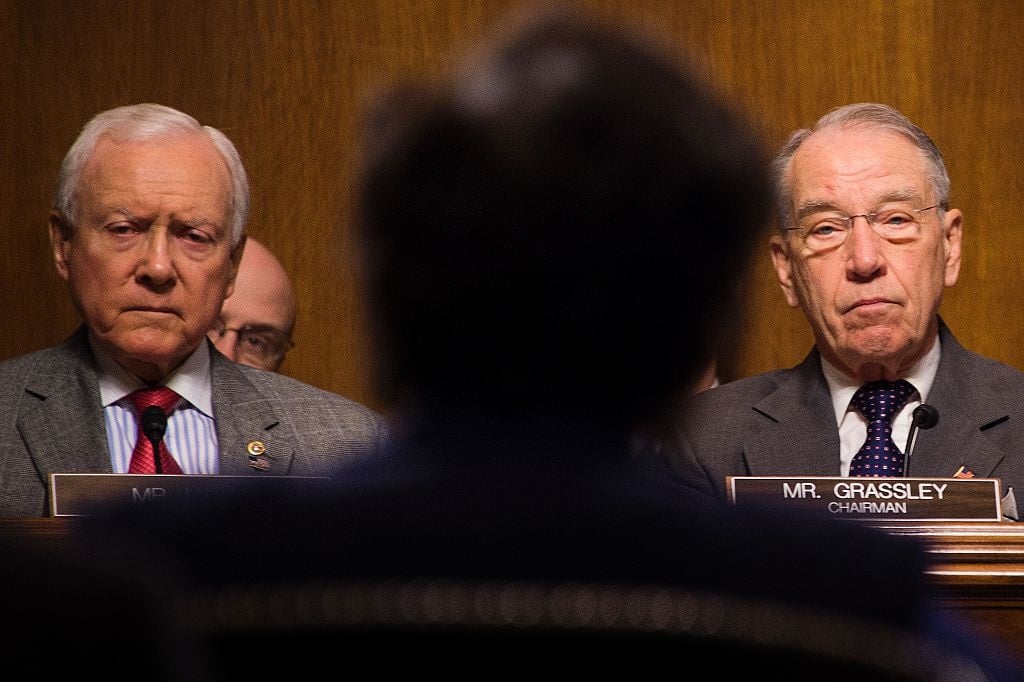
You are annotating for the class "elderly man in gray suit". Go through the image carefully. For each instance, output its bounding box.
[666,103,1024,518]
[0,103,387,517]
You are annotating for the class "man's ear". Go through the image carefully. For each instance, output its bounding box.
[769,234,801,308]
[942,208,963,287]
[49,211,72,282]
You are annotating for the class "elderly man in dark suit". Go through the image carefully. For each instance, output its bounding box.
[0,103,386,517]
[665,103,1024,518]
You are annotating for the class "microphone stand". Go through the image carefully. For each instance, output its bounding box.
[903,404,939,477]
[148,433,163,474]
[142,406,168,475]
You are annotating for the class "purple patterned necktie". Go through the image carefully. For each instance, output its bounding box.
[849,380,915,477]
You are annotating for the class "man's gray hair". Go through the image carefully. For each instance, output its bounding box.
[53,103,249,246]
[770,103,950,232]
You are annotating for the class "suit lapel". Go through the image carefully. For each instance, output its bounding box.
[210,351,296,475]
[750,325,1009,481]
[19,328,112,476]
[744,351,842,476]
[908,325,1007,479]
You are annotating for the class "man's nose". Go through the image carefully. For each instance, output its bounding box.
[136,228,175,283]
[845,216,886,277]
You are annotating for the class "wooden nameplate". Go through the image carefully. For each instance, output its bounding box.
[726,476,1003,522]
[50,473,331,517]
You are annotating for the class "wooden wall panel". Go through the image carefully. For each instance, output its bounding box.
[2,0,1023,413]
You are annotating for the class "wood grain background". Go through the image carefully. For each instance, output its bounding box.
[2,0,1021,413]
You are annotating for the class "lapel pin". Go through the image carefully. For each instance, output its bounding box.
[247,440,270,470]
[952,465,975,479]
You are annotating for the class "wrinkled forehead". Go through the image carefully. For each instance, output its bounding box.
[789,126,932,206]
[87,131,229,179]
[80,133,233,220]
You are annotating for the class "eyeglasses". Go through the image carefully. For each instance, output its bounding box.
[210,319,294,368]
[786,204,939,254]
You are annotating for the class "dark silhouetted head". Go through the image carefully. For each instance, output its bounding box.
[356,5,771,431]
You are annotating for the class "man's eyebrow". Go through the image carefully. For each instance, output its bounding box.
[175,216,217,229]
[234,323,290,338]
[795,200,839,222]
[106,207,138,220]
[794,189,924,221]
[100,209,218,230]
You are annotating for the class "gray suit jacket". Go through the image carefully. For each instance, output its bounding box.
[0,326,389,517]
[665,321,1024,513]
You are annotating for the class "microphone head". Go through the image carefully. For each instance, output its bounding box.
[911,404,939,430]
[141,405,168,441]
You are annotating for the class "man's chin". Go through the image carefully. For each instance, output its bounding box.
[97,330,197,377]
[839,327,917,373]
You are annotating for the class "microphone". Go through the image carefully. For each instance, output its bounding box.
[903,404,939,477]
[141,406,168,475]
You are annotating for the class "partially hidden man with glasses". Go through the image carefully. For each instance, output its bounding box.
[0,103,388,516]
[663,102,1024,518]
[209,238,296,372]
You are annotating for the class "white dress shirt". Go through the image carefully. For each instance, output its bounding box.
[94,339,220,474]
[821,336,940,477]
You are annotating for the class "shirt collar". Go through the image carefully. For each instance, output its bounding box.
[93,337,215,418]
[821,334,941,425]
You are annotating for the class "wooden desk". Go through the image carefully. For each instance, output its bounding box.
[4,518,1024,658]
[0,517,77,547]
[878,522,1024,660]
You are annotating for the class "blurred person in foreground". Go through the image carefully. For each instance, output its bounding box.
[83,1,926,618]
[0,103,387,517]
[73,7,1007,676]
[663,103,1024,520]
[208,237,296,372]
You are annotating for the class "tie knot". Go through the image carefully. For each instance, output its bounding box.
[130,386,181,416]
[851,379,914,424]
